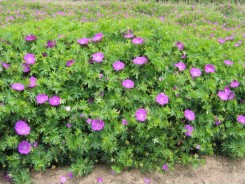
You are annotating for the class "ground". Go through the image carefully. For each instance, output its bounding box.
[1,155,245,184]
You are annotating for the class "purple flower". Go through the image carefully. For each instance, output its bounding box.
[132,56,148,65]
[218,38,225,44]
[181,54,187,59]
[22,63,31,73]
[144,178,151,184]
[92,52,104,63]
[122,119,128,125]
[1,62,10,69]
[91,119,105,131]
[87,118,93,124]
[66,60,75,67]
[176,41,184,50]
[228,91,235,100]
[190,68,202,77]
[60,176,67,184]
[15,120,31,135]
[214,116,222,125]
[132,37,144,45]
[230,80,239,88]
[156,93,169,105]
[92,33,103,42]
[204,64,216,73]
[96,177,103,183]
[122,79,134,89]
[77,38,90,45]
[224,60,233,66]
[33,142,38,148]
[174,62,186,71]
[217,91,228,101]
[46,40,56,48]
[28,76,37,88]
[11,83,25,91]
[112,61,125,71]
[18,141,32,155]
[184,124,194,136]
[36,94,49,104]
[184,110,195,121]
[162,164,168,171]
[237,115,245,124]
[25,34,37,42]
[66,123,72,128]
[225,36,234,41]
[68,172,73,179]
[42,52,48,57]
[135,108,147,122]
[24,53,36,65]
[49,96,61,106]
[196,145,201,150]
[234,43,240,47]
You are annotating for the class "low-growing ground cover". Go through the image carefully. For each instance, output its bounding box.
[0,0,244,183]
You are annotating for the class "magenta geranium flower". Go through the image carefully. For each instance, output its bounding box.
[184,124,194,136]
[28,76,37,88]
[49,96,61,106]
[218,38,225,44]
[122,119,128,125]
[92,52,104,63]
[175,62,186,71]
[204,64,216,73]
[1,62,10,69]
[66,123,72,128]
[230,80,239,88]
[92,33,103,42]
[22,63,31,73]
[11,83,25,91]
[113,61,125,71]
[87,118,93,124]
[24,54,36,65]
[135,108,147,122]
[36,94,49,104]
[132,56,148,65]
[217,91,228,101]
[225,36,234,41]
[156,93,169,105]
[184,110,195,121]
[60,176,67,184]
[91,119,105,131]
[96,177,103,183]
[218,86,235,101]
[190,68,202,77]
[18,141,32,155]
[176,41,184,50]
[144,178,151,184]
[214,116,222,125]
[46,40,56,48]
[122,79,134,89]
[15,120,31,135]
[124,29,135,39]
[132,37,144,44]
[237,115,245,125]
[77,38,90,45]
[224,60,233,66]
[66,59,75,67]
[68,172,73,179]
[25,34,37,42]
[162,164,168,171]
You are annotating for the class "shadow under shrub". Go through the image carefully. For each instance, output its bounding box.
[0,17,244,183]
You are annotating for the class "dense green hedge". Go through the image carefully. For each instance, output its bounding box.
[0,17,244,183]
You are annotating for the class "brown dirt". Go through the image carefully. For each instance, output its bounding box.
[1,155,245,184]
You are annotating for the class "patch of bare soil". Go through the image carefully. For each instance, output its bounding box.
[1,156,245,184]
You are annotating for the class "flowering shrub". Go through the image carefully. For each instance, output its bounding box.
[0,17,244,183]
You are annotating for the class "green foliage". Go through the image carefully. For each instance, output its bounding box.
[0,0,244,183]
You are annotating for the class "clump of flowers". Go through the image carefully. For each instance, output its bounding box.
[217,86,235,101]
